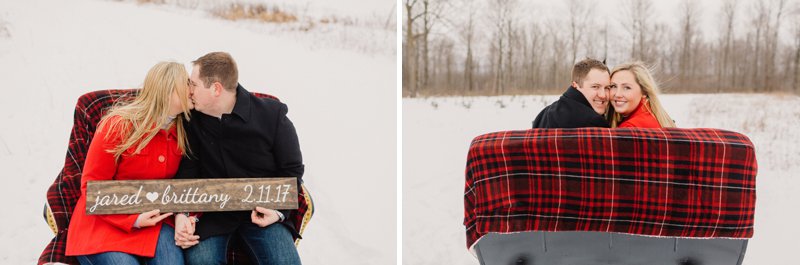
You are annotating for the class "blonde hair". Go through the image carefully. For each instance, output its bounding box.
[608,62,676,128]
[98,61,192,161]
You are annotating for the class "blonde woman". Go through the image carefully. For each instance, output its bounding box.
[65,62,193,265]
[608,62,675,128]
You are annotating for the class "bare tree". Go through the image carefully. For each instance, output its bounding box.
[678,0,700,86]
[459,0,478,92]
[421,0,432,90]
[420,0,448,91]
[582,24,597,60]
[546,19,569,90]
[620,0,654,61]
[765,0,788,91]
[750,0,771,91]
[566,0,592,64]
[431,36,455,93]
[402,0,448,96]
[648,23,674,88]
[717,0,738,91]
[403,0,421,96]
[525,24,544,91]
[601,20,609,63]
[794,2,800,91]
[505,16,517,92]
[487,0,517,94]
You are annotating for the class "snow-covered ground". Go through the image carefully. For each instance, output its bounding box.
[0,0,395,264]
[403,94,800,264]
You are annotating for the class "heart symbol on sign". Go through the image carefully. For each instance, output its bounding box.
[146,192,159,202]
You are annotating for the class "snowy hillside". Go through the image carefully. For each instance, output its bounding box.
[403,94,800,265]
[0,0,395,264]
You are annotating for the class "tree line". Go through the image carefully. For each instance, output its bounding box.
[403,0,800,97]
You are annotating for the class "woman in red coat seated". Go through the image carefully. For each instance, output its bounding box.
[65,61,195,265]
[608,62,676,128]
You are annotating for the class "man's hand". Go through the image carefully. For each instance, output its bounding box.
[135,209,172,228]
[251,207,280,227]
[174,214,199,249]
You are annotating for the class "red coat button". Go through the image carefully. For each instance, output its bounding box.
[158,155,165,163]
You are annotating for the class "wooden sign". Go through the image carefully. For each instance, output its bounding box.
[85,178,298,215]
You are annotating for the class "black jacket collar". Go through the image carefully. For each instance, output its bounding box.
[563,86,593,109]
[230,84,251,122]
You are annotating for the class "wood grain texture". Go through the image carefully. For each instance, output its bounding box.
[85,178,298,214]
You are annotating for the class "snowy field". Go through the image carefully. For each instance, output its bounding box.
[0,0,395,264]
[403,93,800,264]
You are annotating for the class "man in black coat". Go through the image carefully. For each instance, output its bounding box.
[174,52,303,265]
[532,58,611,128]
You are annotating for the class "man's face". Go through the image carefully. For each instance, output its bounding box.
[169,84,194,115]
[574,69,610,115]
[189,66,215,114]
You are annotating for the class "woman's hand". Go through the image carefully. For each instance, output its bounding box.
[134,209,172,228]
[251,207,280,227]
[175,214,199,249]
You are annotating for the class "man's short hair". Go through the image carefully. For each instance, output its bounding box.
[571,58,609,87]
[192,52,239,91]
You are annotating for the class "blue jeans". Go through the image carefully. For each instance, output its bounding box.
[185,223,301,265]
[77,225,184,265]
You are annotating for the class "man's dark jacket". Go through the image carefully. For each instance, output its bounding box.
[175,84,304,240]
[532,86,610,128]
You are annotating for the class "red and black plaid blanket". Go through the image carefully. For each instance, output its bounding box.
[39,89,308,264]
[464,128,757,250]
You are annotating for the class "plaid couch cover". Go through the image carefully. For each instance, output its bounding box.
[464,128,757,250]
[39,89,311,264]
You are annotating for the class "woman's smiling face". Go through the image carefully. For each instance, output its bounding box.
[610,70,645,116]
